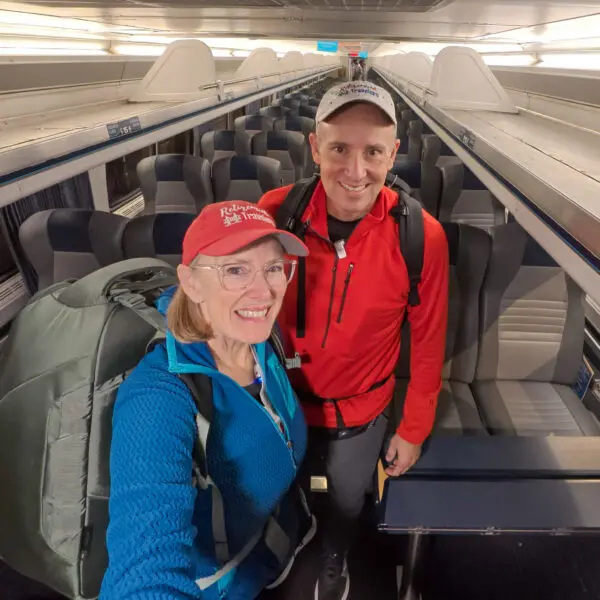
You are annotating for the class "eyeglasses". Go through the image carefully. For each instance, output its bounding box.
[192,259,297,291]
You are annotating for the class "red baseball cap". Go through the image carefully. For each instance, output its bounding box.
[182,201,309,265]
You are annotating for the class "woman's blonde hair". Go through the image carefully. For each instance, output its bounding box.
[166,284,214,343]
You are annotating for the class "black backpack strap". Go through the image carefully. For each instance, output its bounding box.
[176,372,231,565]
[268,323,287,368]
[385,171,412,196]
[390,191,425,307]
[145,334,214,480]
[274,174,320,235]
[269,322,302,370]
[275,175,320,339]
[178,372,214,479]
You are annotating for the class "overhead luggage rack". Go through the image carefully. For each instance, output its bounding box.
[0,41,338,208]
[372,47,600,306]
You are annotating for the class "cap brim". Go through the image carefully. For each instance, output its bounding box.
[200,227,309,257]
[318,97,397,127]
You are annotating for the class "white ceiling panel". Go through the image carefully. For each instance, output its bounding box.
[1,0,599,42]
[16,0,450,10]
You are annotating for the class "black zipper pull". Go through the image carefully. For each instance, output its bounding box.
[321,254,339,348]
[345,263,354,283]
[337,263,354,324]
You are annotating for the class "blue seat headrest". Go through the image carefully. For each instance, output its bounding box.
[155,155,186,181]
[229,156,259,180]
[391,158,422,188]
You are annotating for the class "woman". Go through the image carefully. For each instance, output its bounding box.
[101,200,315,599]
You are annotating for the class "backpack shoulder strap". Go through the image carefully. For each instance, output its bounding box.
[177,372,231,565]
[268,323,302,370]
[178,372,214,479]
[390,190,425,307]
[274,174,320,235]
[275,174,319,340]
[268,323,287,368]
[385,171,412,196]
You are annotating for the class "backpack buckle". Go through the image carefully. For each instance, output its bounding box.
[112,291,148,310]
[285,352,302,370]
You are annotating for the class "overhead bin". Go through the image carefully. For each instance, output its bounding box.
[372,47,600,306]
[0,40,338,209]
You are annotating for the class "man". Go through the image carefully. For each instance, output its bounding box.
[258,81,448,600]
[351,59,363,81]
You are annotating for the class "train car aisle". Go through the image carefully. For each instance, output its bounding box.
[2,508,600,599]
[258,497,400,600]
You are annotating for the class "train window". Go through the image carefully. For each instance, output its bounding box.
[245,100,261,115]
[157,130,192,155]
[231,106,246,122]
[106,144,155,210]
[0,230,17,282]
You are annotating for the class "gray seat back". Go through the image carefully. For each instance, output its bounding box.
[273,115,315,139]
[259,106,290,119]
[251,130,306,185]
[398,108,415,138]
[391,157,442,217]
[292,93,310,104]
[439,163,505,230]
[442,223,491,382]
[421,134,441,166]
[298,105,317,120]
[122,213,196,267]
[436,141,458,166]
[394,223,491,436]
[396,222,491,382]
[212,155,282,203]
[282,98,301,113]
[199,130,251,164]
[137,154,213,214]
[234,115,274,137]
[19,208,127,290]
[476,223,585,385]
[273,116,316,177]
[397,120,423,161]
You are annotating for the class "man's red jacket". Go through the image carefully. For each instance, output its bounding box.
[259,181,449,445]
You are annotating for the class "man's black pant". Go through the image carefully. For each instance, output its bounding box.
[299,413,388,555]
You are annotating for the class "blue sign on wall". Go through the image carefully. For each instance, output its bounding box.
[358,51,368,58]
[317,40,339,53]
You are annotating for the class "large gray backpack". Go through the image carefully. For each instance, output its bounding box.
[0,258,177,599]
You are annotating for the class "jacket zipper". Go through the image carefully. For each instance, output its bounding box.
[304,223,348,350]
[321,254,339,348]
[337,263,354,323]
[248,353,296,468]
[247,390,296,468]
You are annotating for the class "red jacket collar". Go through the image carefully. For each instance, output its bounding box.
[302,180,399,242]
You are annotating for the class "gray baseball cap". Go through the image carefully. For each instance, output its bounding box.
[316,81,397,127]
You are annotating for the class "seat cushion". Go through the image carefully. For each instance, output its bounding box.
[472,380,600,436]
[393,379,487,437]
